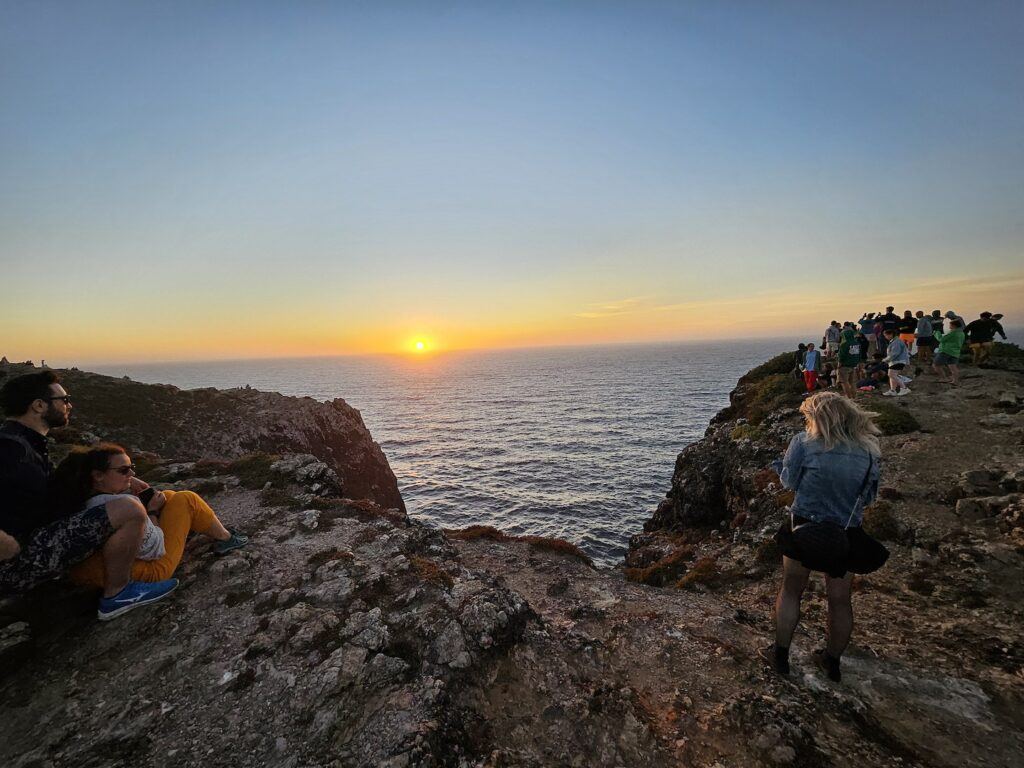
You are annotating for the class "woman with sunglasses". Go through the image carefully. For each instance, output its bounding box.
[52,443,247,589]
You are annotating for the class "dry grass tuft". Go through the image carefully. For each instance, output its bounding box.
[624,546,694,587]
[259,487,302,509]
[409,555,455,588]
[518,535,594,567]
[675,556,719,589]
[307,547,354,568]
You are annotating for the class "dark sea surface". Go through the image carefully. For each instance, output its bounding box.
[93,340,789,565]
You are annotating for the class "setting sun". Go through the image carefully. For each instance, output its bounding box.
[414,341,426,352]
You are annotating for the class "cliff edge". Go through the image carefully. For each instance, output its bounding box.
[0,362,404,512]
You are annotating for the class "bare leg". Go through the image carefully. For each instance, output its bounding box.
[949,364,960,386]
[775,556,811,649]
[101,496,148,598]
[824,573,854,658]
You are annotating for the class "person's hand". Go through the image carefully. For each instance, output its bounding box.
[147,490,167,514]
[0,529,21,561]
[129,477,151,494]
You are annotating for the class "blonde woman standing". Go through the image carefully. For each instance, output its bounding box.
[762,392,887,682]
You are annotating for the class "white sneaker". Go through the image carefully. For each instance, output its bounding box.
[883,390,898,397]
[897,388,912,396]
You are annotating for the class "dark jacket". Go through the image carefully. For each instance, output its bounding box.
[964,318,1006,343]
[0,421,55,543]
[879,312,900,331]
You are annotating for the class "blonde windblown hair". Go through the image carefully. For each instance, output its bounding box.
[799,391,881,455]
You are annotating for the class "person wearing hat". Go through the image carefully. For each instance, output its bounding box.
[943,309,966,334]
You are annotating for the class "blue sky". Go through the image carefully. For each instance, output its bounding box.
[2,1,1022,362]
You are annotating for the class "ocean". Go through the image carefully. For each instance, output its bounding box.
[93,340,787,566]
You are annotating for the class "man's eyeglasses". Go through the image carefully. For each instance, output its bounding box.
[111,465,136,475]
[44,395,72,404]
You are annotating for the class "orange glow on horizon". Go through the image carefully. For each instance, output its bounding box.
[5,273,1020,367]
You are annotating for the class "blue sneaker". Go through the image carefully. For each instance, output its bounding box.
[97,579,179,621]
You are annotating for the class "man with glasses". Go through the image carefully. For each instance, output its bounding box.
[0,370,177,619]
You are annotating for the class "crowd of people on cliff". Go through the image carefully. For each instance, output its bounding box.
[764,307,1010,682]
[793,308,1007,399]
[0,371,247,620]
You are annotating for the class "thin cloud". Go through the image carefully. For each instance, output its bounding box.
[575,296,652,319]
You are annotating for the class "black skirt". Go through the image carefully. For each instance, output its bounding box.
[775,515,889,577]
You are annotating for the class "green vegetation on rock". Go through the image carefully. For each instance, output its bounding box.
[864,401,921,436]
[730,423,767,442]
[228,453,283,489]
[738,352,798,384]
[744,373,803,425]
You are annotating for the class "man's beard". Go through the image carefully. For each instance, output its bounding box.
[43,403,69,429]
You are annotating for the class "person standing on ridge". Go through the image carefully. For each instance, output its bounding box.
[943,310,966,334]
[881,329,911,396]
[824,322,842,359]
[873,313,889,357]
[934,319,966,386]
[898,311,917,355]
[965,312,1007,365]
[762,392,885,682]
[801,343,822,394]
[792,343,808,382]
[914,311,934,365]
[878,306,899,336]
[837,323,862,399]
[859,313,877,356]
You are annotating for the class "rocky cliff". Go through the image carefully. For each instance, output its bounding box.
[0,362,404,512]
[1,352,1022,768]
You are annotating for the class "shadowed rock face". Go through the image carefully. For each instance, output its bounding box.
[0,362,404,512]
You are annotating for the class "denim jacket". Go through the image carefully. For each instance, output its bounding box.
[779,433,880,527]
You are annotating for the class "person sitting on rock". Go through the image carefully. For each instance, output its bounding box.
[51,443,248,596]
[0,371,179,620]
[856,370,886,391]
[762,392,886,683]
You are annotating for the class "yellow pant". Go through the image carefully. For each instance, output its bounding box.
[70,490,218,588]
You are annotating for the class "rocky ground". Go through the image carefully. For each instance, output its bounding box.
[0,352,1021,767]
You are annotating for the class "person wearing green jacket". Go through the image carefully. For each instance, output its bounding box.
[933,319,965,386]
[836,325,863,399]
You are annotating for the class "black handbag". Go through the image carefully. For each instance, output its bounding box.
[775,454,888,577]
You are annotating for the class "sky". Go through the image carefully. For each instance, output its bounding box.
[1,1,1022,364]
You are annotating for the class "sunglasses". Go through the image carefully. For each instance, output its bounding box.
[44,395,72,404]
[110,465,136,475]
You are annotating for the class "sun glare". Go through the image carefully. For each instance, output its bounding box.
[414,340,426,352]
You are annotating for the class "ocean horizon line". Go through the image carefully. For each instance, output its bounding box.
[73,333,814,371]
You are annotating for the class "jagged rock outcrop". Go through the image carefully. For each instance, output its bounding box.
[0,362,403,512]
[625,345,1024,767]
